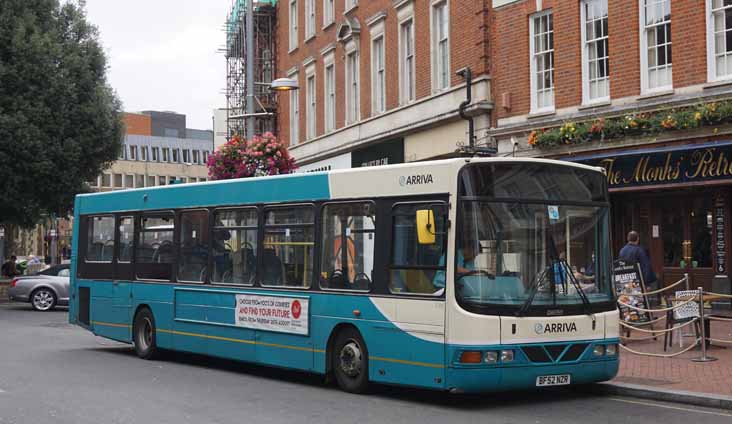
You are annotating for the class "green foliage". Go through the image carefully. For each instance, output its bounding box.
[527,100,732,149]
[0,0,123,227]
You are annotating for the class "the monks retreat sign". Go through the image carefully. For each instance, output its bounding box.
[574,141,732,189]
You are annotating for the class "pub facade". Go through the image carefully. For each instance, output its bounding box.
[487,0,732,295]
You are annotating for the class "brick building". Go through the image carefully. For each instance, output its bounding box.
[490,0,732,294]
[275,0,492,170]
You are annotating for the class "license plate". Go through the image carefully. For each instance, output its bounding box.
[536,374,571,387]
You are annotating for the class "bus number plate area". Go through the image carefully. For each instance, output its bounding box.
[535,374,571,387]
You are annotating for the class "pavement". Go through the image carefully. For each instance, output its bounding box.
[1,303,731,423]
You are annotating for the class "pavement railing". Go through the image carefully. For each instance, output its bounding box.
[701,290,732,347]
[615,275,723,361]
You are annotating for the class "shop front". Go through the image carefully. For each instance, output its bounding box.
[571,140,732,294]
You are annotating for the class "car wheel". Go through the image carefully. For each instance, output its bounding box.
[31,288,57,311]
[332,327,369,393]
[133,308,159,360]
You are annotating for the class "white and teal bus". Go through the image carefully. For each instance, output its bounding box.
[69,157,619,393]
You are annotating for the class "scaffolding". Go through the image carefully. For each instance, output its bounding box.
[224,0,277,140]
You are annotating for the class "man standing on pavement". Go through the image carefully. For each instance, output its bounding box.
[1,255,20,278]
[619,231,658,303]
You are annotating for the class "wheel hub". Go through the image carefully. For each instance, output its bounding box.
[339,341,362,378]
[33,291,53,310]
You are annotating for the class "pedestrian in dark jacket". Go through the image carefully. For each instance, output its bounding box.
[619,230,657,290]
[1,256,20,278]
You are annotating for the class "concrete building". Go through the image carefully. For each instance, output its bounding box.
[90,112,212,192]
[275,0,493,170]
[489,0,732,294]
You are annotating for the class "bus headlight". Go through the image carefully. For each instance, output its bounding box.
[484,351,498,363]
[500,350,515,362]
[606,344,617,356]
[592,345,605,356]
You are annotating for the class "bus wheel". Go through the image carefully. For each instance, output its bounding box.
[133,308,159,360]
[332,327,369,393]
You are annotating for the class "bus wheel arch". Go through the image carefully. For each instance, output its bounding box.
[132,305,160,360]
[326,324,369,393]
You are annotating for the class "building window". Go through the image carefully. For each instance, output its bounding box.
[203,150,209,163]
[162,148,170,162]
[289,0,298,51]
[324,0,334,26]
[305,0,315,39]
[135,174,145,188]
[152,147,159,162]
[325,63,336,132]
[306,73,317,140]
[530,11,555,113]
[193,150,200,164]
[345,0,357,12]
[641,0,672,92]
[372,35,386,114]
[147,175,156,187]
[114,174,123,188]
[173,149,180,163]
[101,174,112,187]
[289,74,300,145]
[399,18,415,104]
[141,146,148,161]
[346,51,360,124]
[432,0,450,91]
[581,0,609,103]
[183,149,190,163]
[708,0,732,81]
[129,145,138,160]
[158,176,167,186]
[124,175,134,188]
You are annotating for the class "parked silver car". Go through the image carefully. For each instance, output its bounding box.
[8,265,70,311]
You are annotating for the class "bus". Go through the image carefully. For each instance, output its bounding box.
[69,157,619,393]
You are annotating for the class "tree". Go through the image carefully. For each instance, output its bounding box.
[0,0,123,229]
[207,133,298,180]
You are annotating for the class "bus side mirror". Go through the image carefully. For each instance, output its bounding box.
[416,210,436,245]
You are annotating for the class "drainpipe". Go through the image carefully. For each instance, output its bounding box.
[456,67,474,151]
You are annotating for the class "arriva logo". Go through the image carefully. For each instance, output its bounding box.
[534,322,578,335]
[399,174,434,186]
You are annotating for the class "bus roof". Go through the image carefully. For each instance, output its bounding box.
[75,157,604,215]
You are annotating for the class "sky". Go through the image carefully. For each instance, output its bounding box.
[85,1,230,130]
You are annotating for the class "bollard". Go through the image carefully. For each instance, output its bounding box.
[692,286,717,362]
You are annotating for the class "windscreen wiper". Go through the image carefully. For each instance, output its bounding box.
[517,266,549,317]
[559,259,592,315]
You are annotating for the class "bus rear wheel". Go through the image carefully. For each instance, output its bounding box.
[133,308,159,360]
[332,327,369,393]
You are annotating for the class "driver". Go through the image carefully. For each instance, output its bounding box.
[433,237,478,289]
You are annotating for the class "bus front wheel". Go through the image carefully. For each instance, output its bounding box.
[133,308,159,360]
[332,327,369,393]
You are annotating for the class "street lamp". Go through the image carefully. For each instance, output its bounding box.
[270,77,300,92]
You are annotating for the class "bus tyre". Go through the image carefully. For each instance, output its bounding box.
[332,328,369,393]
[133,308,159,360]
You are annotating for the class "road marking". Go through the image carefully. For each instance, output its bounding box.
[608,397,732,417]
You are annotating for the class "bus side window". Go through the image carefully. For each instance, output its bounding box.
[320,202,375,291]
[389,203,447,295]
[263,206,314,288]
[136,214,175,281]
[178,210,209,283]
[86,216,115,263]
[212,208,258,285]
